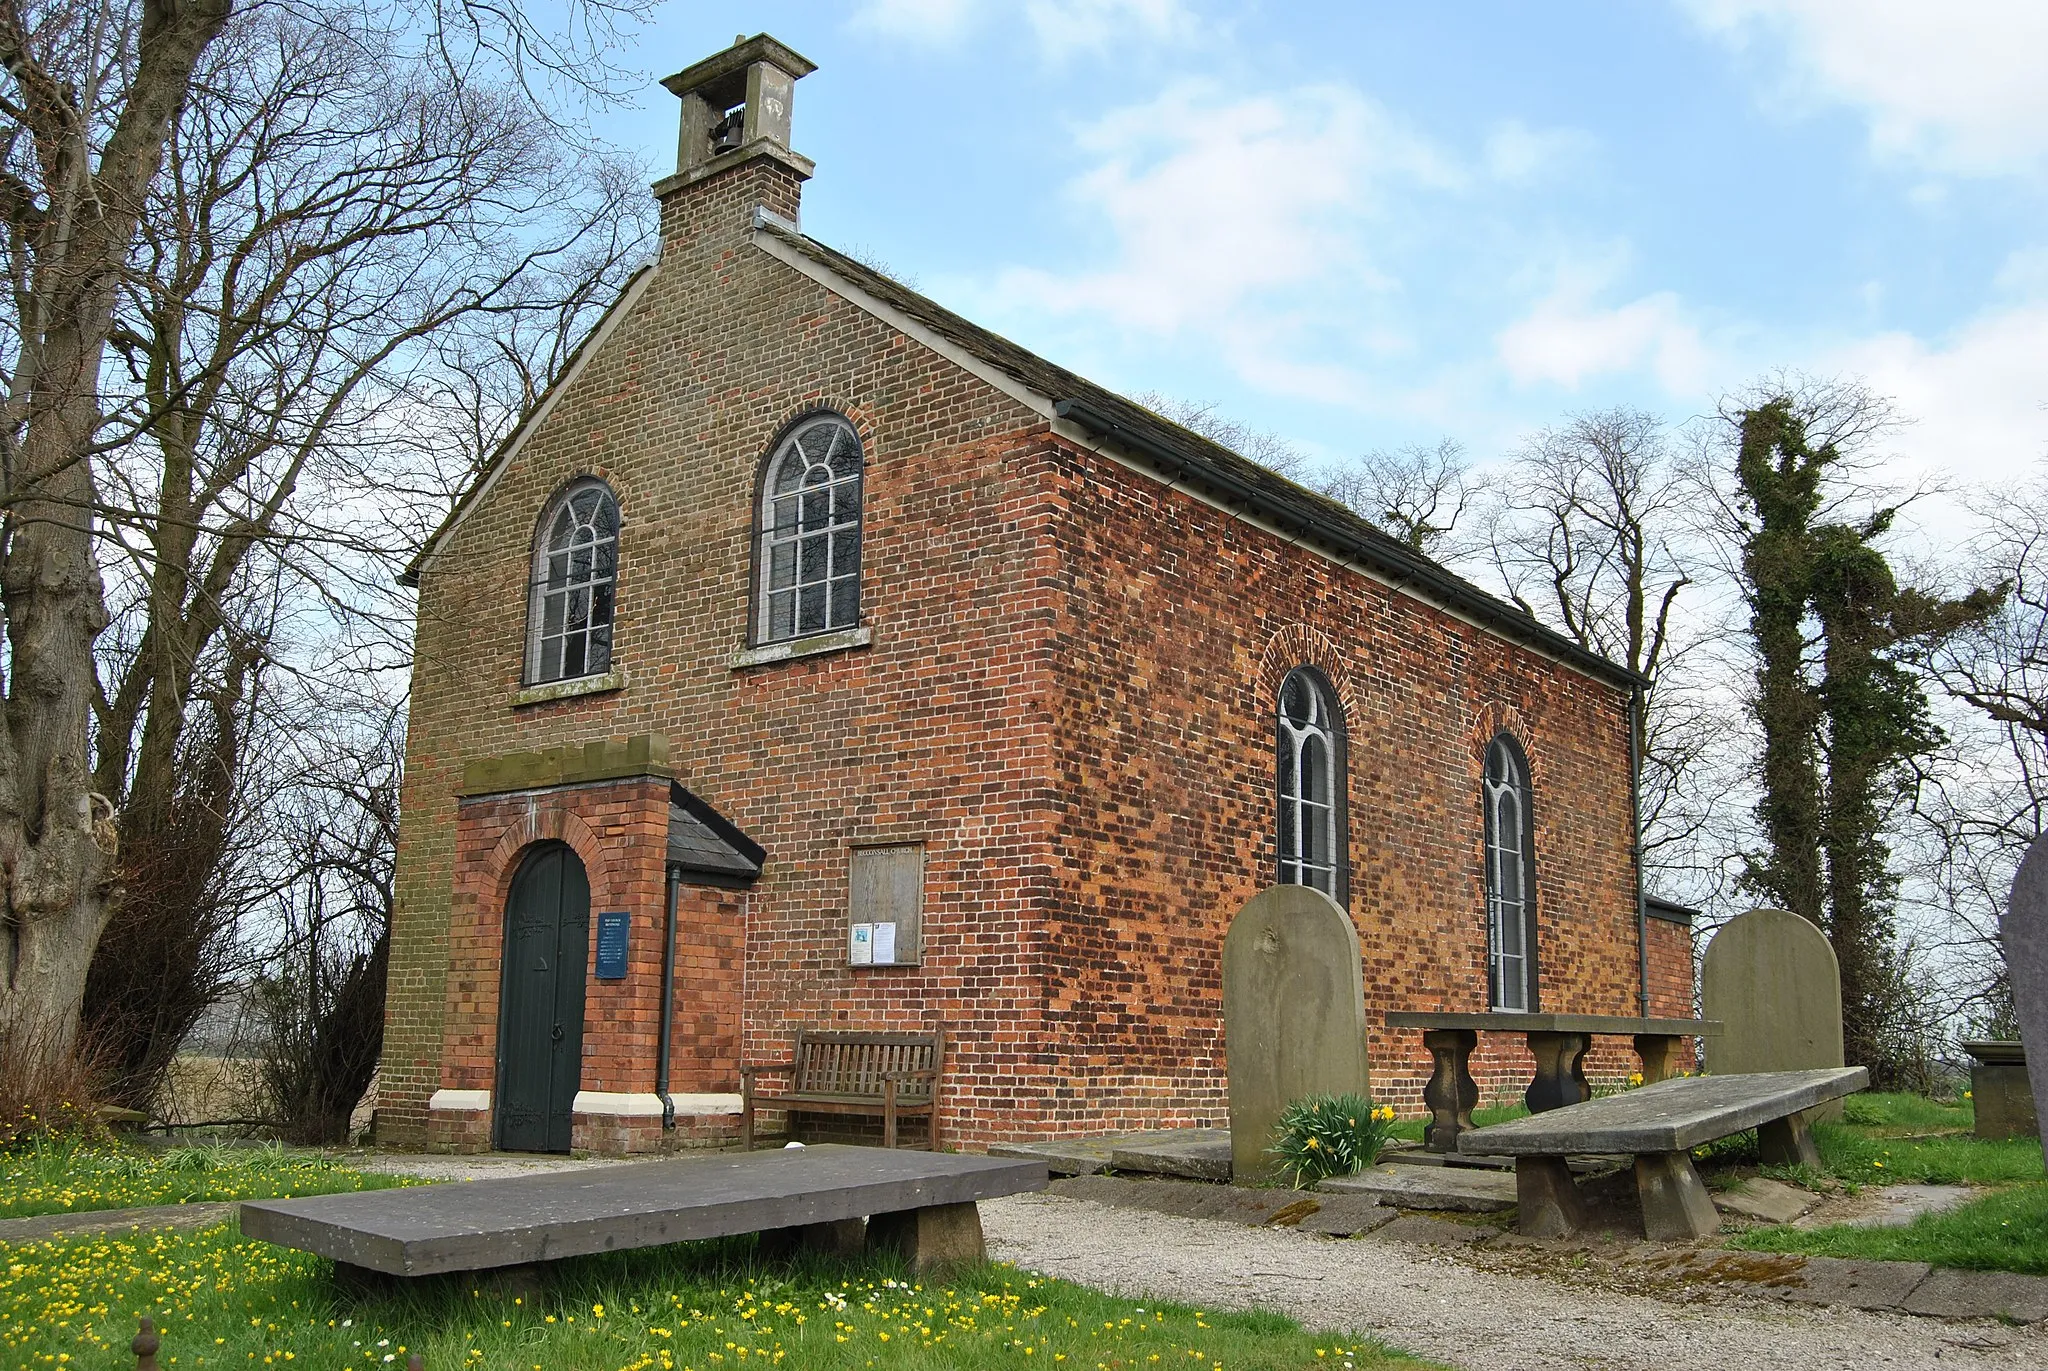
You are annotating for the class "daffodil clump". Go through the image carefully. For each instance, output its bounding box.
[0,1224,1427,1370]
[1268,1095,1398,1189]
[0,1141,416,1220]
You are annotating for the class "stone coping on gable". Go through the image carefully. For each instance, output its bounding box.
[458,733,672,799]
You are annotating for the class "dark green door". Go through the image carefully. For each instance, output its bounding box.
[495,843,589,1153]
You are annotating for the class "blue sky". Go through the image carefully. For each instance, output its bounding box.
[589,2,2048,505]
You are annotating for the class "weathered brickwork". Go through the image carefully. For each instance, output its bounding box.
[382,137,1693,1153]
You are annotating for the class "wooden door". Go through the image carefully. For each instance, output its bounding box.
[494,843,589,1152]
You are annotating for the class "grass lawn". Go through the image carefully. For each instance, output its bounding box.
[0,1222,1436,1371]
[1387,1103,1526,1146]
[1728,1183,2048,1275]
[0,1141,416,1219]
[1723,1091,2048,1274]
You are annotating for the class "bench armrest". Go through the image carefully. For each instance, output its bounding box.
[739,1060,796,1079]
[880,1068,940,1082]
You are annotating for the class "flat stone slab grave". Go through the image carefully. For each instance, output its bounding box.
[1460,1067,1868,1241]
[239,1144,1047,1278]
[1318,1163,1517,1213]
[989,1127,1230,1178]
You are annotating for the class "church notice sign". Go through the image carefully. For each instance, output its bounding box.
[595,911,630,980]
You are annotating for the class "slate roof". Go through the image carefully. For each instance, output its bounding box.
[756,221,1644,693]
[667,784,764,887]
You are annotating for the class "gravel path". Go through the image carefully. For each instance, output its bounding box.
[982,1192,2048,1371]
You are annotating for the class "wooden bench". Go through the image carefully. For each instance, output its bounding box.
[740,1028,944,1150]
[239,1144,1046,1278]
[1458,1066,1868,1240]
[1384,1010,1723,1152]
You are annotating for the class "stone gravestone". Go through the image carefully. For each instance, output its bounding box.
[1701,907,1845,1118]
[2005,834,2048,1143]
[1222,884,1371,1184]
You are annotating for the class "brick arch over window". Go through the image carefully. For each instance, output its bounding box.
[484,807,616,916]
[1254,623,1363,724]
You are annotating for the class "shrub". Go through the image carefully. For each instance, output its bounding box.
[1268,1093,1396,1188]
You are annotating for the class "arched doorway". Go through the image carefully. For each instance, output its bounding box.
[494,842,589,1152]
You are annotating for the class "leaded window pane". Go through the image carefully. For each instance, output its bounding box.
[526,479,619,684]
[756,414,864,643]
[1276,668,1343,899]
[1485,735,1535,1010]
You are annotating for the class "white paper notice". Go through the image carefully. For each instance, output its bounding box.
[849,922,874,966]
[872,921,897,965]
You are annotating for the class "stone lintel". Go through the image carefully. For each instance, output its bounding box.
[457,733,671,799]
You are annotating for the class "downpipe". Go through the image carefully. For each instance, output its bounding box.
[1630,686,1650,1017]
[658,863,680,1131]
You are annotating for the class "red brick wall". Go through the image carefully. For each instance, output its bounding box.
[383,142,1692,1151]
[1025,436,1659,1115]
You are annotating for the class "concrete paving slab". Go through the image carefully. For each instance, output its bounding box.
[1319,1162,1517,1212]
[1714,1177,1814,1224]
[1368,1214,1497,1245]
[1842,1183,1974,1228]
[1774,1255,1931,1310]
[1050,1175,1350,1230]
[1901,1268,2048,1323]
[1109,1132,1232,1182]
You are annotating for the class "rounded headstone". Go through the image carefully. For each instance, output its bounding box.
[1701,908,1844,1095]
[1222,884,1371,1184]
[2004,835,2048,1142]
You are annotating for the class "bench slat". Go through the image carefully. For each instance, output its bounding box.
[1458,1067,1868,1156]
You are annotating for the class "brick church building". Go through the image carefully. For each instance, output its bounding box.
[379,35,1694,1154]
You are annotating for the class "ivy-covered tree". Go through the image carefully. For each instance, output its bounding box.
[1732,391,2002,1082]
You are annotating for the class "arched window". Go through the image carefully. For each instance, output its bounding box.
[1484,733,1538,1011]
[756,413,863,643]
[1277,667,1346,900]
[526,479,619,684]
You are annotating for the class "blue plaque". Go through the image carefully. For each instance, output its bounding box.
[595,911,630,980]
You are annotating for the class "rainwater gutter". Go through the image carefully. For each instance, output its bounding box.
[1630,686,1650,1017]
[658,862,681,1131]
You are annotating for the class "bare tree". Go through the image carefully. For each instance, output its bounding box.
[74,9,648,1106]
[0,0,651,1084]
[251,696,401,1144]
[1130,391,1310,479]
[1318,440,1470,558]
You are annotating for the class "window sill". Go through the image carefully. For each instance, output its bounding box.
[513,668,627,707]
[730,626,872,670]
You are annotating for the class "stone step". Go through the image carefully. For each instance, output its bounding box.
[1318,1162,1517,1212]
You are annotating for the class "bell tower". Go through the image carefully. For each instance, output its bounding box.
[660,34,817,189]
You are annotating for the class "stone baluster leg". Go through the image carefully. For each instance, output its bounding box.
[1633,1034,1681,1084]
[1757,1108,1823,1168]
[1420,1028,1479,1152]
[1523,1031,1593,1113]
[1634,1151,1721,1240]
[1514,1155,1588,1238]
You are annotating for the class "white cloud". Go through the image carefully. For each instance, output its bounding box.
[982,81,1455,340]
[1683,0,2048,175]
[1831,304,2048,490]
[1496,266,1716,395]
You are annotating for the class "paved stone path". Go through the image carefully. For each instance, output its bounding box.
[983,1191,2048,1371]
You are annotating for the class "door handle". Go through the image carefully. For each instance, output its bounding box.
[551,1023,565,1042]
